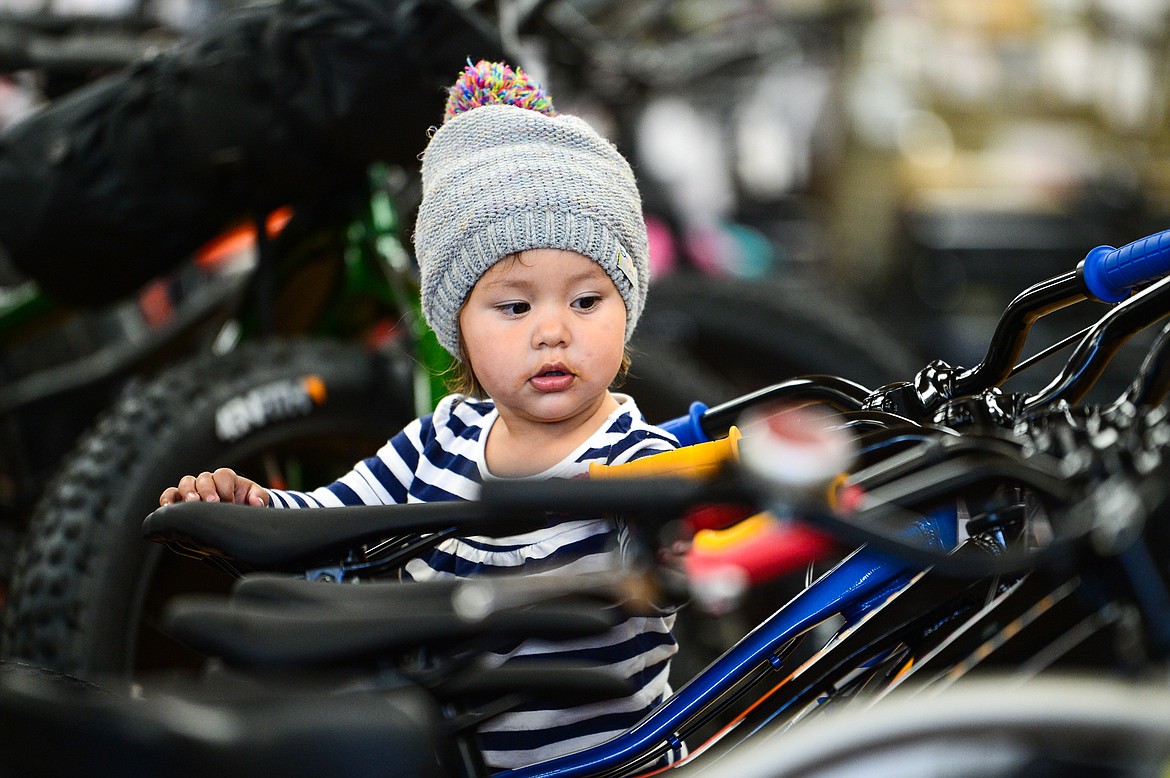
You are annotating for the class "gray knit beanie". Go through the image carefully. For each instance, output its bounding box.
[414,60,649,358]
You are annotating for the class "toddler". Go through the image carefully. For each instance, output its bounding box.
[160,60,679,770]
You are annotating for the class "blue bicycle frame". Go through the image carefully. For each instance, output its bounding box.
[501,505,957,778]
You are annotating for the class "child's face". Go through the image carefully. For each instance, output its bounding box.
[458,248,626,425]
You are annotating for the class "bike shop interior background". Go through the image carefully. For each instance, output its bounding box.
[0,0,1168,658]
[0,0,1167,398]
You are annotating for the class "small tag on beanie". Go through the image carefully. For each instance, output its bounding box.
[616,246,637,288]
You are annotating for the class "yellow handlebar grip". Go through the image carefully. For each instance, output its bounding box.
[589,427,742,481]
[693,512,774,552]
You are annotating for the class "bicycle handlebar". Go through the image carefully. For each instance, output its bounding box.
[0,13,178,73]
[667,227,1170,429]
[1082,228,1170,303]
[1024,272,1170,409]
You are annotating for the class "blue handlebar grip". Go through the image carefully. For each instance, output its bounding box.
[658,401,709,447]
[1081,229,1170,303]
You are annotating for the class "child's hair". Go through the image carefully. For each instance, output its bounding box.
[413,60,651,361]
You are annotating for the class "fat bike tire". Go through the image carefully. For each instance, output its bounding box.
[0,338,414,680]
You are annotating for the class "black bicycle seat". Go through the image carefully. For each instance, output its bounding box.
[162,586,622,669]
[0,661,456,778]
[142,500,547,571]
[229,571,656,613]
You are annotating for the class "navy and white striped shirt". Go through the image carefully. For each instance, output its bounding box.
[270,393,679,769]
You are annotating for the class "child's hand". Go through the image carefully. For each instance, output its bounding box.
[655,539,692,573]
[159,467,270,507]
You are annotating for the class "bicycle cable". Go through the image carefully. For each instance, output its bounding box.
[1007,324,1094,378]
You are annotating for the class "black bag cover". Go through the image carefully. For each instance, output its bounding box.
[0,0,503,304]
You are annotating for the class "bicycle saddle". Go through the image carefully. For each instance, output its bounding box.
[230,570,662,613]
[162,577,627,669]
[142,500,547,571]
[0,661,456,778]
[162,576,637,713]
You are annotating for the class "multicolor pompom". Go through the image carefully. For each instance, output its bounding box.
[442,60,556,124]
